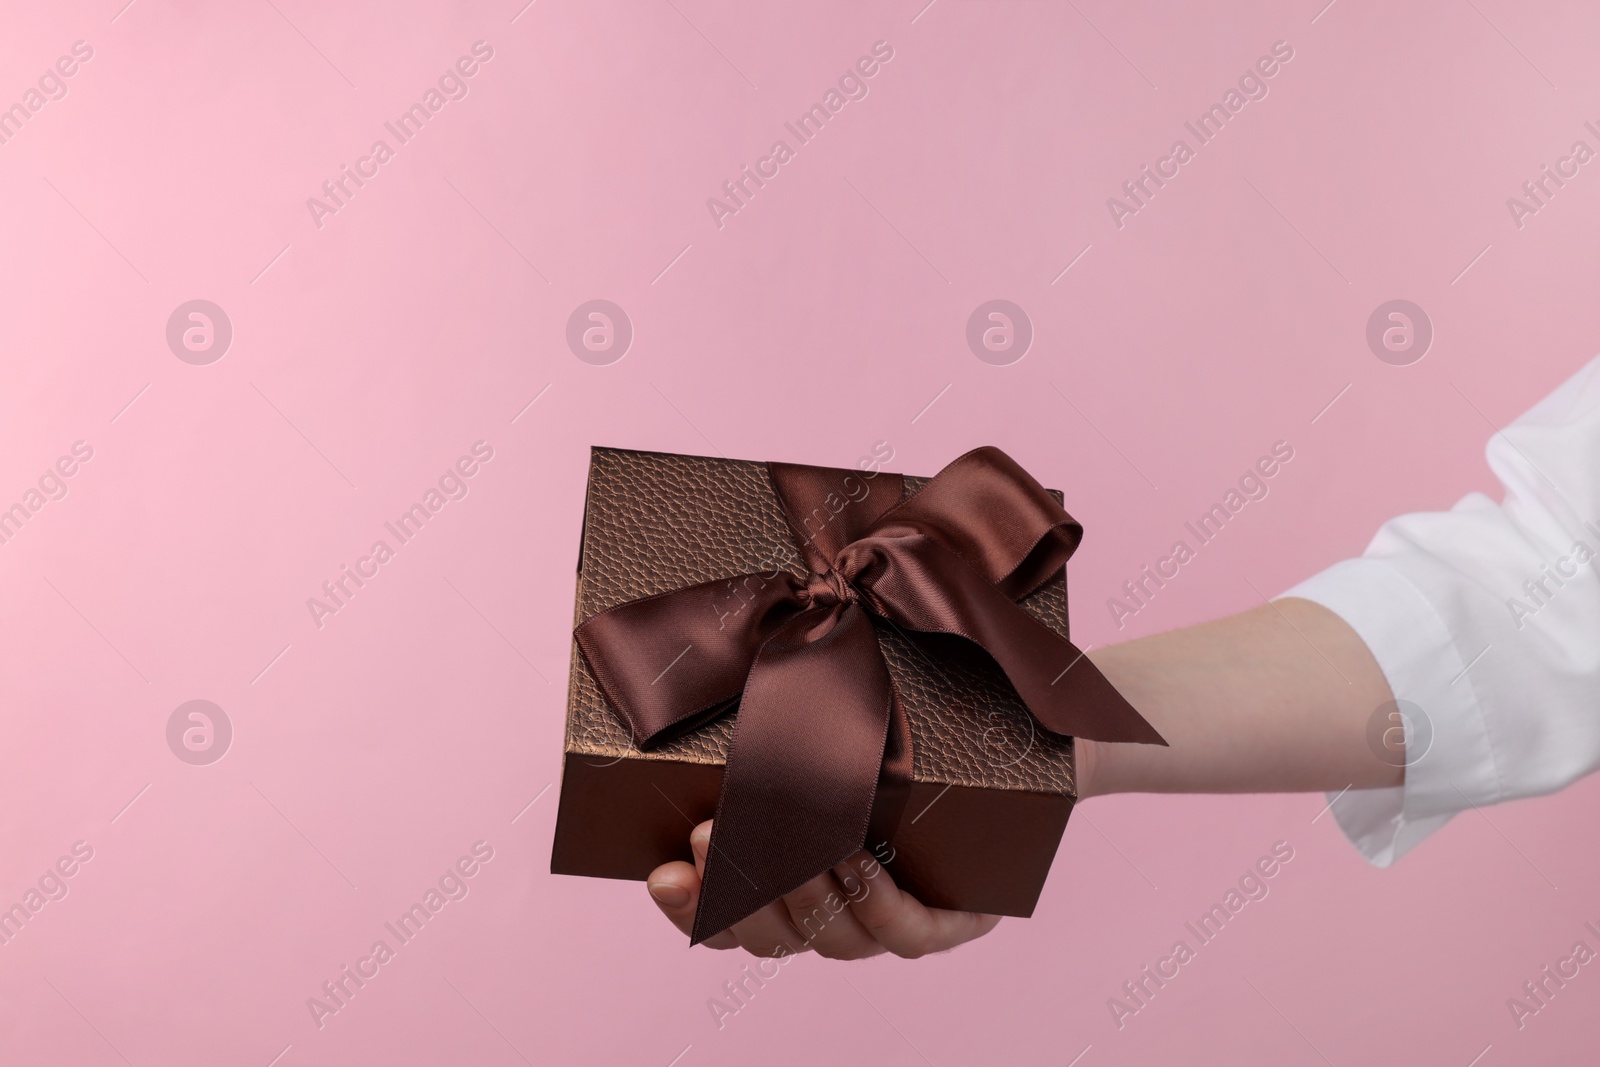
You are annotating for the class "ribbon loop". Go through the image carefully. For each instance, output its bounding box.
[573,446,1166,944]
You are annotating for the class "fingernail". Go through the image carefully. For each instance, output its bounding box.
[691,833,710,861]
[649,881,691,908]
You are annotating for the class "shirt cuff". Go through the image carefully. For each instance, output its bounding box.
[1279,557,1501,866]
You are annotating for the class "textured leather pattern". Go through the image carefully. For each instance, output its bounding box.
[565,447,1076,797]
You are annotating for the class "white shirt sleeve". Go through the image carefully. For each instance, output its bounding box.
[1280,355,1600,866]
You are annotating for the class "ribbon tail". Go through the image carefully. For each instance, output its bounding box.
[690,604,894,945]
[864,685,912,871]
[864,536,1167,746]
[1029,638,1166,746]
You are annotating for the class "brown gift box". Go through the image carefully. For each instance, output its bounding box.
[550,446,1079,917]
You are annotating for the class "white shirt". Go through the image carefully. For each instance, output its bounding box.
[1282,355,1600,865]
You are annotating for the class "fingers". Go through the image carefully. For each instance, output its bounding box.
[779,870,886,960]
[692,821,809,957]
[725,900,810,957]
[689,820,711,877]
[649,821,999,959]
[834,852,1002,959]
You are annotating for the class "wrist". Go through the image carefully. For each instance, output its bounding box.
[1073,646,1131,801]
[1074,736,1109,800]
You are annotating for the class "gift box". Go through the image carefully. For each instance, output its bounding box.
[551,446,1161,943]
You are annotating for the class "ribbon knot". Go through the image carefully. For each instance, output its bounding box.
[574,446,1166,944]
[803,566,858,608]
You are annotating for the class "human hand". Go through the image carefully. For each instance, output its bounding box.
[646,820,1002,959]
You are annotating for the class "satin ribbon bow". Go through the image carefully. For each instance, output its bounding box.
[575,446,1165,944]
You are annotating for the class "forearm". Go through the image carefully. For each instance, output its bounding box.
[1077,598,1401,799]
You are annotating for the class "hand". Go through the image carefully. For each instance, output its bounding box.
[646,820,1002,959]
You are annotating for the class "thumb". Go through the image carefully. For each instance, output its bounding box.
[648,821,738,948]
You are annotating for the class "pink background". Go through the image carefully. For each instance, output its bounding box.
[2,0,1597,1063]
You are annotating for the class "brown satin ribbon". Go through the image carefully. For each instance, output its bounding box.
[574,446,1166,944]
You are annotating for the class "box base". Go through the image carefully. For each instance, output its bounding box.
[550,753,1073,918]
